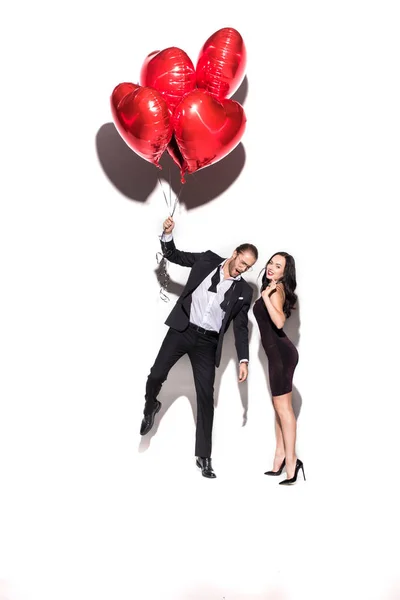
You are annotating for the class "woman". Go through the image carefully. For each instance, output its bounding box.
[253,252,305,485]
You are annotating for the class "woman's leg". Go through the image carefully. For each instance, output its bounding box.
[273,392,297,478]
[272,412,286,471]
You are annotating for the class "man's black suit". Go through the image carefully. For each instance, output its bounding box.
[144,238,253,457]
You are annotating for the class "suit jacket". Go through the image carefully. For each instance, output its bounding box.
[161,238,252,368]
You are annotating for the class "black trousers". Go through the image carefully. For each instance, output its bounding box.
[144,326,218,457]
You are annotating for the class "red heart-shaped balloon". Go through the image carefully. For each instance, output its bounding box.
[196,28,247,100]
[110,83,172,166]
[140,47,196,114]
[111,82,140,111]
[170,89,246,179]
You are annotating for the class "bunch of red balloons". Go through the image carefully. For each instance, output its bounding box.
[111,28,247,182]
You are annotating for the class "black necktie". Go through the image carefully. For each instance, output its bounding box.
[220,281,237,312]
[208,266,220,293]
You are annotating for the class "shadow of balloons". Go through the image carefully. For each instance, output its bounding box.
[231,74,248,106]
[96,122,157,202]
[96,123,246,210]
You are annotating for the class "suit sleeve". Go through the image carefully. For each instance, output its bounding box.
[233,291,251,362]
[160,236,205,268]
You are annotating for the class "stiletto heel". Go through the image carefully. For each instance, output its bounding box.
[279,459,306,485]
[264,458,286,476]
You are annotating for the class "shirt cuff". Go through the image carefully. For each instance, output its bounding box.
[161,232,173,242]
[239,359,249,364]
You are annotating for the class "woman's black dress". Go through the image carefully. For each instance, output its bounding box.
[253,297,299,396]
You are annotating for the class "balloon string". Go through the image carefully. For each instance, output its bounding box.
[157,175,170,214]
[156,171,182,301]
[156,251,170,302]
[168,167,172,209]
[171,184,183,217]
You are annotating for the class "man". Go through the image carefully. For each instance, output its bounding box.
[140,216,258,478]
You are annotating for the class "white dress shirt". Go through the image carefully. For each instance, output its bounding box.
[190,262,240,332]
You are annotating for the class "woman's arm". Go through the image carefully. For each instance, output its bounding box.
[261,283,286,329]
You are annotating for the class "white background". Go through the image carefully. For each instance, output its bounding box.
[1,1,399,599]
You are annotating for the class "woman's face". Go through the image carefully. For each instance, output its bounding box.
[265,254,286,281]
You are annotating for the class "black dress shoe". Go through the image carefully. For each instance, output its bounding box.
[196,457,217,479]
[140,400,161,435]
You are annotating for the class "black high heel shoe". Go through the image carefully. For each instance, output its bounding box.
[279,459,306,485]
[264,458,286,476]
